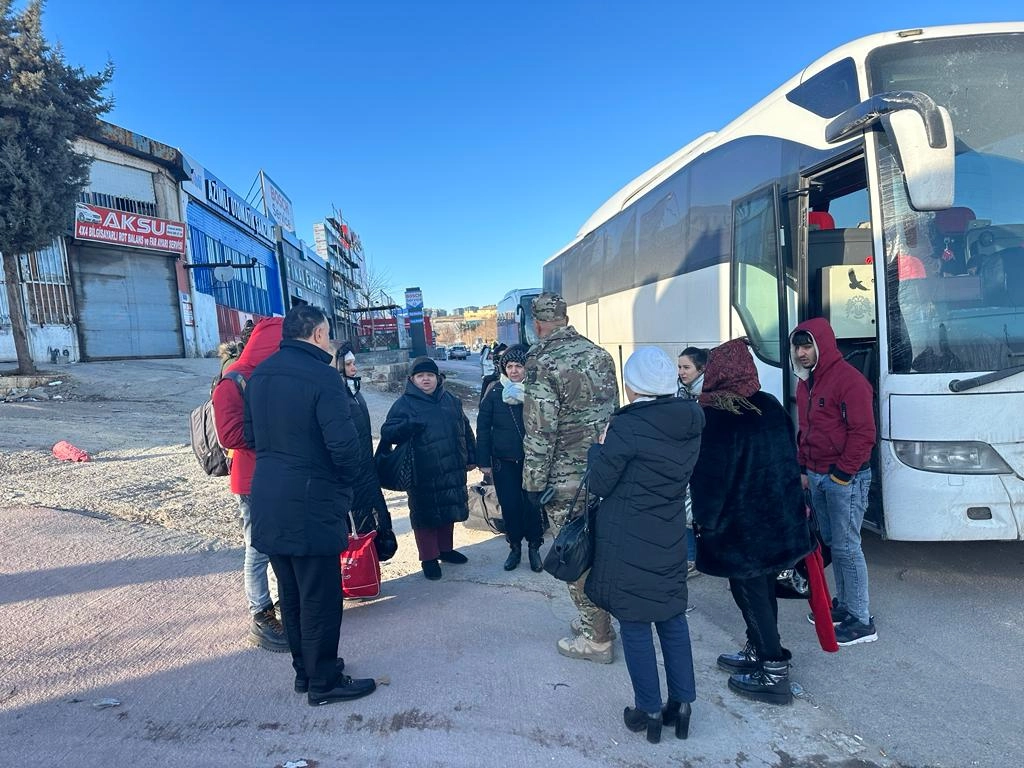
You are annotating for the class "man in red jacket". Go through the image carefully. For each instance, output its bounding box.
[790,318,878,646]
[213,317,288,652]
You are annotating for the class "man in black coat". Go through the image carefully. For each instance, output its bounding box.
[245,305,376,706]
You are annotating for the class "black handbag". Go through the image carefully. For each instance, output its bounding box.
[374,439,415,492]
[542,472,597,583]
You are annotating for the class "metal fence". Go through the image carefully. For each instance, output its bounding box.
[0,240,74,327]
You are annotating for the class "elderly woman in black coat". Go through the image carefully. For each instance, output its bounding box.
[380,356,476,580]
[584,347,704,744]
[689,339,812,706]
[475,345,543,572]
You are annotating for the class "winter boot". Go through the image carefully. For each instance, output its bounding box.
[527,542,543,572]
[623,707,662,743]
[728,660,792,705]
[421,559,442,580]
[716,641,759,674]
[249,606,289,653]
[504,544,522,571]
[557,634,613,664]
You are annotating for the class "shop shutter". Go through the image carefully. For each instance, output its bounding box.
[72,245,184,360]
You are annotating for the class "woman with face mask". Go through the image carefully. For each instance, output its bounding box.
[381,357,477,580]
[475,345,543,572]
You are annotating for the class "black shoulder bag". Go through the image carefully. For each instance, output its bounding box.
[542,471,597,582]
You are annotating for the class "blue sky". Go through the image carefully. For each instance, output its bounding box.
[37,1,1021,311]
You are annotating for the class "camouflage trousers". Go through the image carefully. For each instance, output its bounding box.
[547,501,613,644]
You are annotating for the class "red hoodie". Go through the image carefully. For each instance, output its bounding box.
[212,318,283,495]
[790,318,876,479]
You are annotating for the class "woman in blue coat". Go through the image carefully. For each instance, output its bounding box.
[381,357,476,580]
[584,347,704,744]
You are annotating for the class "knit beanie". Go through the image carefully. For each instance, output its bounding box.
[499,344,528,373]
[410,356,439,377]
[623,347,678,396]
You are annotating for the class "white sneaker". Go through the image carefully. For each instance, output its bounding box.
[557,634,613,663]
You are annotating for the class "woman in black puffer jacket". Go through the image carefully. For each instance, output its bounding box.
[584,347,704,745]
[475,345,543,572]
[380,357,476,580]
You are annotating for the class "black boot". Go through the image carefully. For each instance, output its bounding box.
[728,660,792,705]
[717,640,758,674]
[527,542,543,572]
[661,699,692,740]
[249,606,289,653]
[623,707,662,744]
[503,544,522,571]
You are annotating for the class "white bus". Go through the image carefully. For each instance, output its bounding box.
[543,24,1024,542]
[496,288,542,349]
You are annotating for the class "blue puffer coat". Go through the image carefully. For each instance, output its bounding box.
[584,396,704,623]
[380,380,476,530]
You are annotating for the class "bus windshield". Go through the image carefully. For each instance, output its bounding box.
[869,33,1024,374]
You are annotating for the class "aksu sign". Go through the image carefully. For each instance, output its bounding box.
[74,203,186,255]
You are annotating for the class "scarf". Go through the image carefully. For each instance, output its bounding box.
[346,376,361,396]
[698,339,762,415]
[501,375,524,405]
[678,372,704,400]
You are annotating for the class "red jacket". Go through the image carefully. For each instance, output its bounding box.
[213,318,283,495]
[790,318,875,479]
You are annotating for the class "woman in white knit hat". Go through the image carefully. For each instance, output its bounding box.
[582,346,705,744]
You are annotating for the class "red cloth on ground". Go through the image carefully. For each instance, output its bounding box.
[52,440,91,462]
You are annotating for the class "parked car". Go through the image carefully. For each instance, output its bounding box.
[434,345,448,360]
[449,344,469,360]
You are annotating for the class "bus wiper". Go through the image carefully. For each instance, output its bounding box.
[949,364,1024,392]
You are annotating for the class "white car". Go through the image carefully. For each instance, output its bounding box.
[449,344,469,360]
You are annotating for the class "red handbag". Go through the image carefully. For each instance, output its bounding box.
[340,530,381,599]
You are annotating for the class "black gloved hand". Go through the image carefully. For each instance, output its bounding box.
[525,490,545,514]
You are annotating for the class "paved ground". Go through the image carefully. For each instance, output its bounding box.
[2,358,1022,767]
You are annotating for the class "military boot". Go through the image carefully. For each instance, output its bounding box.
[557,634,613,664]
[728,660,792,705]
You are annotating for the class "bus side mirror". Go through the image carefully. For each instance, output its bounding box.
[881,106,955,211]
[826,91,955,211]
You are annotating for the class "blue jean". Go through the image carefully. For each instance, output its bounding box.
[237,495,277,616]
[619,613,696,715]
[807,470,871,624]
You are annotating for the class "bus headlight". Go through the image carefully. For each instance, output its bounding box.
[892,440,1013,475]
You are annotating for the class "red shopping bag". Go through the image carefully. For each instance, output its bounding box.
[340,530,381,599]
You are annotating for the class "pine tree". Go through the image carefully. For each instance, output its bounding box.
[0,0,111,373]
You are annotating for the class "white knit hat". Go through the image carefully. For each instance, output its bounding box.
[623,347,678,396]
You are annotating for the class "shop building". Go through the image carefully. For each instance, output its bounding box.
[180,154,284,352]
[278,228,333,315]
[313,215,363,343]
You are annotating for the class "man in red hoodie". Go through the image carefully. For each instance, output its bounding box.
[213,317,288,652]
[790,318,878,647]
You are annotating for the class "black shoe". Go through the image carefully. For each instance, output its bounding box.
[835,617,878,646]
[623,707,661,744]
[661,699,692,740]
[294,659,346,693]
[438,549,468,564]
[503,545,522,571]
[717,641,758,674]
[307,674,376,706]
[421,559,442,580]
[527,543,543,572]
[728,660,792,705]
[807,597,851,626]
[248,607,289,653]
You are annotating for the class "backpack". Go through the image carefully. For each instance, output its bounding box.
[190,371,246,477]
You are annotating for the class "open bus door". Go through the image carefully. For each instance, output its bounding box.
[798,156,885,533]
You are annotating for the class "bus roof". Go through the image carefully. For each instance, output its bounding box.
[545,21,1024,267]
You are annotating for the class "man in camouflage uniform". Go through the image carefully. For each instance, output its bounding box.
[523,292,620,663]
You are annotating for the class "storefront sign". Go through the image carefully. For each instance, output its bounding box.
[74,203,185,254]
[260,170,296,233]
[204,177,275,243]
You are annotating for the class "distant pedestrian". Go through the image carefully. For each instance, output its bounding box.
[585,347,704,743]
[381,356,477,580]
[479,342,508,403]
[523,292,619,663]
[245,305,377,706]
[791,319,877,646]
[689,338,812,706]
[212,317,287,653]
[475,344,543,572]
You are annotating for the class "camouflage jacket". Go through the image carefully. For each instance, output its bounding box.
[523,325,619,495]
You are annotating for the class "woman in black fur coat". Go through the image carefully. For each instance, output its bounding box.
[689,339,812,706]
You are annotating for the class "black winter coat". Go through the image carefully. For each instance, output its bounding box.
[343,378,391,534]
[380,380,476,530]
[689,391,813,579]
[584,397,704,623]
[475,381,525,467]
[245,340,361,556]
